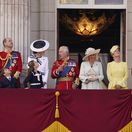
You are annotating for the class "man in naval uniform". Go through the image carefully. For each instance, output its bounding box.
[51,46,79,90]
[28,40,49,88]
[0,37,22,86]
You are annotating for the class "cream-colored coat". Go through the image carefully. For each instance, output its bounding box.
[79,61,104,89]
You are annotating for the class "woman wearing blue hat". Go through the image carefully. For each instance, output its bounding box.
[107,45,128,89]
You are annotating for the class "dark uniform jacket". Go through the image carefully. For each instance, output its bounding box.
[23,71,43,88]
[0,50,22,76]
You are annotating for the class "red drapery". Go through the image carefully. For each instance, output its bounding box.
[0,89,131,132]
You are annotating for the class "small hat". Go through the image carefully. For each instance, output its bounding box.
[110,45,119,54]
[83,47,100,61]
[30,40,49,52]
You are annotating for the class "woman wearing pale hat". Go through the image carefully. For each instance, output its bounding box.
[107,45,128,89]
[28,40,49,89]
[79,47,104,89]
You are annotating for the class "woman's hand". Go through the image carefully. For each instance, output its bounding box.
[87,76,98,81]
[115,85,122,89]
[43,82,46,87]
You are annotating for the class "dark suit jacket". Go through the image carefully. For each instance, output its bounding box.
[0,77,19,88]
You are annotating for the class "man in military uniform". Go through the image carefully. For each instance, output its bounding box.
[51,46,79,90]
[0,38,22,86]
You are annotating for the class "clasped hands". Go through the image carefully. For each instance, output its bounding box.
[85,73,98,82]
[115,85,122,90]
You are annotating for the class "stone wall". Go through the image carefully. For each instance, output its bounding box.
[127,0,132,88]
[30,0,56,88]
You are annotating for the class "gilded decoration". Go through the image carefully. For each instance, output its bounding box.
[60,10,117,37]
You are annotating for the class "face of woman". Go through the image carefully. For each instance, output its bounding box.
[36,51,45,57]
[89,54,96,62]
[113,48,120,58]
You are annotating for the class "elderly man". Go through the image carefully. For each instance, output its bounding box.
[0,37,22,86]
[51,46,79,89]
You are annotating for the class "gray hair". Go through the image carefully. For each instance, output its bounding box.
[59,46,69,55]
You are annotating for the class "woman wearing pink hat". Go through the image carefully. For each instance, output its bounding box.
[79,47,104,89]
[107,45,128,89]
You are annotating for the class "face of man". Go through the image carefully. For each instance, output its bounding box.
[59,47,68,60]
[4,38,13,49]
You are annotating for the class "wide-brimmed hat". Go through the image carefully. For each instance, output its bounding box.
[30,40,49,52]
[83,47,100,61]
[110,45,119,55]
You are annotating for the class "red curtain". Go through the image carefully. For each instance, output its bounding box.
[0,89,131,132]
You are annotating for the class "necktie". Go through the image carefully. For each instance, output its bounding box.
[36,58,42,65]
[8,77,11,81]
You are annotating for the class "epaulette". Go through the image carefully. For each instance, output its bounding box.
[12,51,19,58]
[56,60,60,66]
[0,52,9,61]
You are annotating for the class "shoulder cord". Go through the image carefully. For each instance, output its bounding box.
[0,54,12,67]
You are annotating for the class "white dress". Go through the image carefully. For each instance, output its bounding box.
[79,61,104,89]
[28,55,49,89]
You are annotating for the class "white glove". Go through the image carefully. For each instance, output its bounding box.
[87,76,98,81]
[25,87,29,89]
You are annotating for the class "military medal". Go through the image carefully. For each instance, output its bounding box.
[11,63,15,67]
[71,68,74,72]
[69,72,72,76]
[13,60,16,63]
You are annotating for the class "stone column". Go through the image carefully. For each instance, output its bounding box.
[0,0,30,67]
[40,0,56,88]
[127,0,132,88]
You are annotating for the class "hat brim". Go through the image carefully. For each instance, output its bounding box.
[83,49,100,60]
[30,40,49,52]
[110,45,119,54]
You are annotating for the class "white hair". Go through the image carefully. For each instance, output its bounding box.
[59,46,69,55]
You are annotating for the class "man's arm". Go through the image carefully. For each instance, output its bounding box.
[14,52,22,79]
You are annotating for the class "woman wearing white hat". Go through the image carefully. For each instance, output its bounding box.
[79,47,104,89]
[28,40,49,89]
[107,45,128,89]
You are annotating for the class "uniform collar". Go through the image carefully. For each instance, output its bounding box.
[61,56,69,61]
[4,49,12,54]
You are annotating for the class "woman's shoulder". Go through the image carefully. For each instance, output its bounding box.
[28,55,36,62]
[41,56,48,61]
[94,61,102,65]
[120,61,127,64]
[81,61,89,65]
[107,61,114,65]
[120,61,128,66]
[95,61,101,64]
[41,56,48,59]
